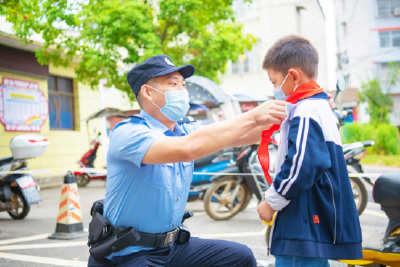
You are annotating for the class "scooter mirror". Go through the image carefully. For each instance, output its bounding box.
[336,76,346,92]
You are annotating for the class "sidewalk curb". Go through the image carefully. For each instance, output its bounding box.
[35,175,63,189]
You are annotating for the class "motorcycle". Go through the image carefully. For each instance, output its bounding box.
[340,172,400,267]
[188,148,235,202]
[343,140,375,215]
[203,144,270,220]
[74,131,107,187]
[0,135,48,219]
[74,108,129,187]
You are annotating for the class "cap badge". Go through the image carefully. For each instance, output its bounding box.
[165,57,175,66]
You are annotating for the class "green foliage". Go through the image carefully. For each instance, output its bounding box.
[342,123,400,155]
[1,0,256,102]
[362,154,400,167]
[358,79,393,125]
[387,61,400,90]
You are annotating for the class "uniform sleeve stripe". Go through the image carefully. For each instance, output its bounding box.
[277,117,305,194]
[282,117,309,196]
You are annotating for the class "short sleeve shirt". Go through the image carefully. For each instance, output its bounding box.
[104,110,197,259]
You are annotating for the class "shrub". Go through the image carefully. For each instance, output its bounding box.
[342,123,400,155]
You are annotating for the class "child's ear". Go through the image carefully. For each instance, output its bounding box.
[288,69,301,84]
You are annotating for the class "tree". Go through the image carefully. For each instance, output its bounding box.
[2,0,256,102]
[359,79,393,125]
[358,62,400,125]
[387,61,400,91]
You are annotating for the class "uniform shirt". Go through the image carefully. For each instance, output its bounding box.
[103,110,197,259]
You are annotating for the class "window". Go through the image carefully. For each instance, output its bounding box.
[379,30,400,47]
[393,30,400,46]
[232,61,239,74]
[48,75,75,130]
[376,0,400,17]
[232,0,258,20]
[376,62,400,93]
[379,31,391,47]
[227,44,259,75]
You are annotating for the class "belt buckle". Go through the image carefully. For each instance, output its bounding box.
[163,228,178,246]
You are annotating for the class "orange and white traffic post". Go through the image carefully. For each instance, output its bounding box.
[49,171,86,240]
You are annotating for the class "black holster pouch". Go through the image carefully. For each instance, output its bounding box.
[89,226,140,261]
[87,199,191,261]
[176,224,190,244]
[87,199,140,261]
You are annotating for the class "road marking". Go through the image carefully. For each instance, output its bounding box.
[0,227,269,252]
[0,241,87,251]
[363,209,387,219]
[0,233,50,245]
[0,229,87,246]
[0,252,87,266]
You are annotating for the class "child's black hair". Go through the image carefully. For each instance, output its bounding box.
[262,35,319,79]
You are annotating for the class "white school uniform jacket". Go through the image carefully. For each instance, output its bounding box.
[265,92,363,259]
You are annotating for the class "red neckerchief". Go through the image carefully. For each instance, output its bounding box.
[258,81,324,184]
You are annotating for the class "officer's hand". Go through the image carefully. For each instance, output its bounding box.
[257,200,275,223]
[251,100,286,126]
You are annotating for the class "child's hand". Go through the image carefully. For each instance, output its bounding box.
[257,200,276,223]
[327,93,335,109]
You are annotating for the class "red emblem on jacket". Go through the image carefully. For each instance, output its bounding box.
[313,215,320,224]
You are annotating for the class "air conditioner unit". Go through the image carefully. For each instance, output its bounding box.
[394,7,400,16]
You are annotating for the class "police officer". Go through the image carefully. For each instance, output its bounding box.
[88,55,286,267]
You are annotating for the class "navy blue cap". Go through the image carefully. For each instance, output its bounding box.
[127,55,195,97]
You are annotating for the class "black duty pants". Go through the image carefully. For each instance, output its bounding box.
[88,237,257,267]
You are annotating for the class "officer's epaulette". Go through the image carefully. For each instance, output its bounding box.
[177,116,196,124]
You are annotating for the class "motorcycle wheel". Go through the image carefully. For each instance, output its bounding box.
[239,191,253,211]
[7,191,30,220]
[349,176,368,216]
[76,174,90,187]
[204,177,250,220]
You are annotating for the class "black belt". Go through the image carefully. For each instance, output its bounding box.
[136,228,179,247]
[90,226,181,261]
[88,199,193,261]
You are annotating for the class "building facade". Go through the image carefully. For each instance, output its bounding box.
[0,32,104,181]
[335,0,400,125]
[220,0,330,98]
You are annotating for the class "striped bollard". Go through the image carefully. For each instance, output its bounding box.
[48,171,86,240]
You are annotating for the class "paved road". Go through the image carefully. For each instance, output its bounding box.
[0,164,394,267]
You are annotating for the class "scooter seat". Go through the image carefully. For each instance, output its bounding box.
[194,152,220,169]
[0,156,14,166]
[373,172,400,207]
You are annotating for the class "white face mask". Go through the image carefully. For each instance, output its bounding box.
[148,85,190,121]
[273,73,298,101]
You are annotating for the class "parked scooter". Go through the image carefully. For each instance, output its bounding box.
[340,172,400,267]
[343,140,375,215]
[0,135,48,219]
[73,108,129,187]
[203,144,269,220]
[188,148,235,202]
[74,131,107,187]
